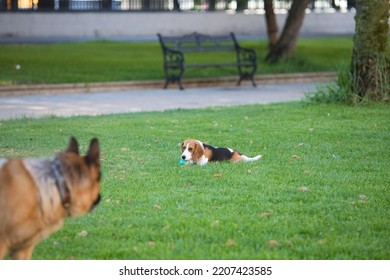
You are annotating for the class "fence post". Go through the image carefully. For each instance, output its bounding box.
[142,0,150,10]
[59,0,70,10]
[11,0,18,11]
[37,0,55,10]
[102,0,112,10]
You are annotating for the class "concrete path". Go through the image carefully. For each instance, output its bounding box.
[0,83,316,120]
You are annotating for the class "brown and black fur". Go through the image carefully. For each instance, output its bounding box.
[181,139,261,165]
[0,137,101,260]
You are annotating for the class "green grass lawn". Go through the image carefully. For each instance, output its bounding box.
[0,37,353,85]
[0,102,389,259]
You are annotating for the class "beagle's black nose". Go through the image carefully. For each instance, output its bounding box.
[181,155,186,160]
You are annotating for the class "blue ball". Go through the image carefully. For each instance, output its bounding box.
[179,159,186,166]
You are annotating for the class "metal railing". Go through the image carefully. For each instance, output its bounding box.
[0,0,356,12]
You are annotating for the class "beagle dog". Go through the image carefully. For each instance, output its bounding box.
[181,139,262,166]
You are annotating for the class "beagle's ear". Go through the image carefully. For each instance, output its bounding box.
[193,141,204,161]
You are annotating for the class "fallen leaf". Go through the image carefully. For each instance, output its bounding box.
[213,173,223,178]
[226,239,235,247]
[298,186,309,192]
[286,240,294,248]
[295,143,304,148]
[359,194,368,201]
[78,230,88,237]
[154,204,161,209]
[358,195,368,203]
[268,240,279,248]
[291,155,301,159]
[258,212,273,218]
[317,240,326,245]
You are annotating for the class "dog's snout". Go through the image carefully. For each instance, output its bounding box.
[181,155,186,160]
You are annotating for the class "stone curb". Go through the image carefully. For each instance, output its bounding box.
[0,72,336,96]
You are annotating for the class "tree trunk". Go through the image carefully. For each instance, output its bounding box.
[351,0,390,100]
[264,0,278,49]
[265,0,310,63]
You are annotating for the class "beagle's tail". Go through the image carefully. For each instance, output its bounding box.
[242,155,262,162]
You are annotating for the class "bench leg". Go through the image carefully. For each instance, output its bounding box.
[237,74,256,87]
[251,76,257,87]
[163,72,184,90]
[237,77,243,86]
[164,80,169,89]
[178,80,184,90]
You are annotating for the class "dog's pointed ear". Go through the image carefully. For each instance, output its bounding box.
[86,138,100,166]
[66,137,79,155]
[193,141,204,161]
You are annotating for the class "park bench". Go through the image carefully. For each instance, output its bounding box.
[157,32,257,90]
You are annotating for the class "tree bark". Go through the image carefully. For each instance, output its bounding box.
[265,0,310,63]
[264,0,278,49]
[351,0,390,100]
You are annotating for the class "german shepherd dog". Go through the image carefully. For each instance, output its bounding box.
[0,137,101,260]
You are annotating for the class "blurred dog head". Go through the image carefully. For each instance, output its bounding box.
[0,137,102,259]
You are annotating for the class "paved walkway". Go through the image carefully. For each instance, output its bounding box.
[0,83,316,120]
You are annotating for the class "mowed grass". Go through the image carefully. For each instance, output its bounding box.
[0,37,353,85]
[0,102,389,259]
